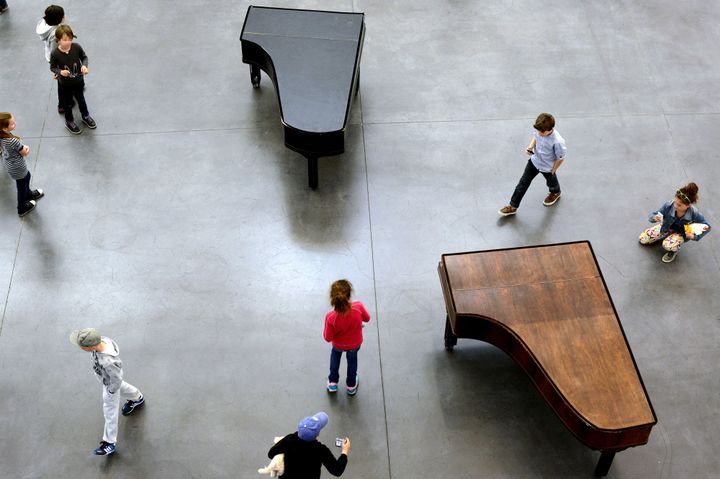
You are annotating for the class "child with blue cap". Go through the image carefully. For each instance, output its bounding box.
[267,412,351,478]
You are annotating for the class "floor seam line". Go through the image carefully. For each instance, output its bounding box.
[359,87,392,479]
[0,223,24,338]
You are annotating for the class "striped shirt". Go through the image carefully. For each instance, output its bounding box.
[1,137,29,180]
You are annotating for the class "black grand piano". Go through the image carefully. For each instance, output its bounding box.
[240,6,365,189]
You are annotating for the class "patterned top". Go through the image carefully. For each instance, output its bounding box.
[1,137,29,180]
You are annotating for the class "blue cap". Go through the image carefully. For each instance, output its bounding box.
[298,412,329,441]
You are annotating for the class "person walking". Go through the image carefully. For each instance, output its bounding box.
[69,328,145,456]
[499,112,567,216]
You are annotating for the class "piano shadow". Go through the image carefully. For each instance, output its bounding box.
[432,343,598,476]
[262,124,365,246]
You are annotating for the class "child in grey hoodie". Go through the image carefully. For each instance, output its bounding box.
[70,328,145,456]
[36,5,69,113]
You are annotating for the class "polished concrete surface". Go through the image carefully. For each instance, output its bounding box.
[1,1,718,478]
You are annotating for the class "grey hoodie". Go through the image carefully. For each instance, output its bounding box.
[91,337,124,394]
[36,19,59,62]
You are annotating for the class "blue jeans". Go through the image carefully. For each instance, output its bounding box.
[510,159,560,208]
[328,346,359,387]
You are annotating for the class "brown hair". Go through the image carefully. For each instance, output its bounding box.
[533,113,555,132]
[55,24,75,41]
[676,182,699,205]
[0,112,20,139]
[330,279,353,315]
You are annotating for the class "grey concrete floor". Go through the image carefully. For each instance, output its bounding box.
[1,1,718,478]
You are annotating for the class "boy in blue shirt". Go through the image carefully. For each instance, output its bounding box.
[499,113,567,216]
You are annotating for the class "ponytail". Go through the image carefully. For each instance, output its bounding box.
[330,279,353,314]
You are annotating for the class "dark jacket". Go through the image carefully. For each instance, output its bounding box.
[50,43,88,87]
[268,432,347,479]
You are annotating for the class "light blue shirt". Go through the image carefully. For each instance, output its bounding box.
[530,130,566,173]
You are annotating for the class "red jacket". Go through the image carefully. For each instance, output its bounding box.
[323,301,370,350]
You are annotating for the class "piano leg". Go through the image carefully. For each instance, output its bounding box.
[250,65,261,88]
[594,452,615,477]
[308,157,319,190]
[444,315,457,351]
[355,70,360,95]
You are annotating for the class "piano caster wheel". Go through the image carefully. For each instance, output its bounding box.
[250,65,261,88]
[444,316,457,351]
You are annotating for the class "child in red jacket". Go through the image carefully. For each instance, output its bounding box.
[323,280,370,395]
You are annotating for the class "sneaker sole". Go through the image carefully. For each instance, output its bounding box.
[94,448,116,456]
[498,209,517,216]
[83,121,97,129]
[65,126,82,135]
[661,255,677,263]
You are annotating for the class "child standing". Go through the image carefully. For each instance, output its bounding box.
[0,113,44,217]
[323,280,370,395]
[50,24,96,134]
[69,328,145,456]
[36,5,69,114]
[499,113,567,216]
[639,182,711,263]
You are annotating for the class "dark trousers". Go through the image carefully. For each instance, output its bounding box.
[16,171,32,212]
[510,159,560,208]
[59,81,89,122]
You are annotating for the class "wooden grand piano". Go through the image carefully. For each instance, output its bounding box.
[438,241,657,476]
[240,6,365,189]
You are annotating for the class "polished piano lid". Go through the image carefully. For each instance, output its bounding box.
[241,6,364,134]
[441,241,656,433]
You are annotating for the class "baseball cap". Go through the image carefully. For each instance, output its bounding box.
[298,412,329,441]
[69,328,101,347]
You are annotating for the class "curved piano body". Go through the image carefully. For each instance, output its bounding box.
[240,6,365,189]
[438,241,657,476]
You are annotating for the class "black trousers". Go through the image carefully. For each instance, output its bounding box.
[58,81,89,122]
[510,159,560,208]
[16,171,32,212]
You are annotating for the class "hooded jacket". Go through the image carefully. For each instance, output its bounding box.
[91,337,124,394]
[36,19,59,62]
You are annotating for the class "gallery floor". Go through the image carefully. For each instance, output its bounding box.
[1,1,718,478]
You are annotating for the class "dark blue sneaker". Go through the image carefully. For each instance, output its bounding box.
[93,441,116,456]
[122,395,145,416]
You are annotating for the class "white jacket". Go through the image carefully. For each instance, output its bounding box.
[36,19,59,62]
